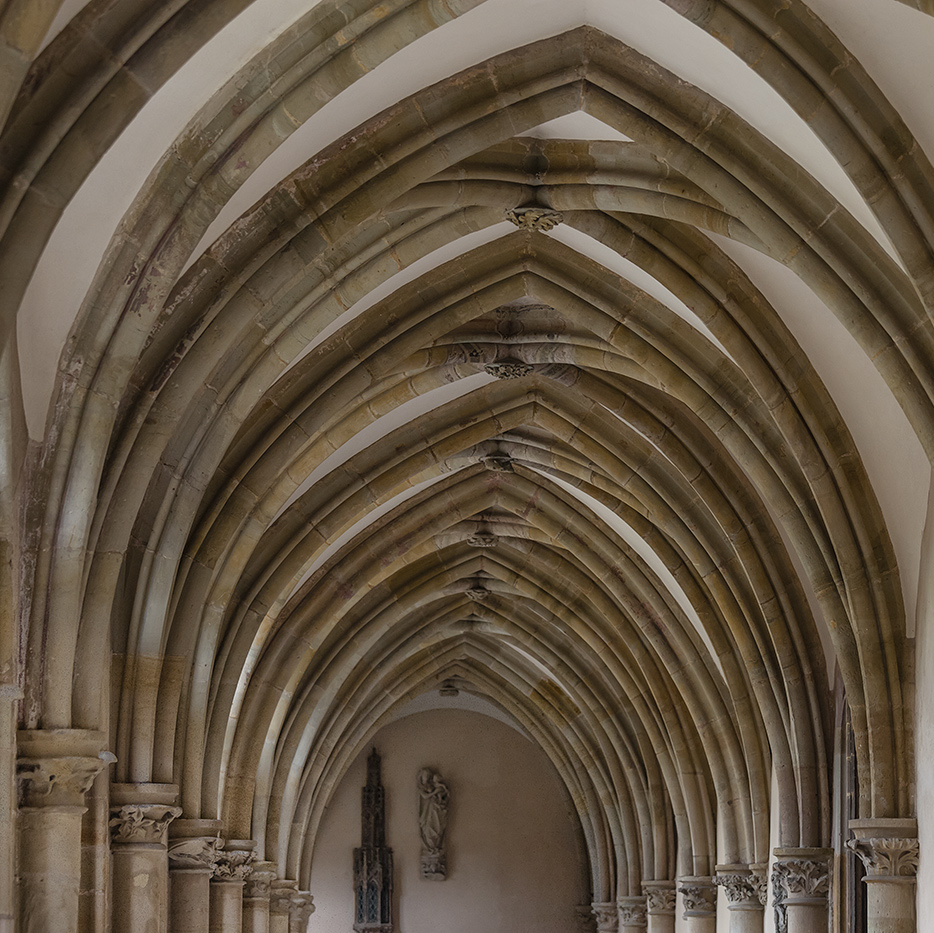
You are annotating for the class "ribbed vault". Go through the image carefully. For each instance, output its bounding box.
[3,2,933,931]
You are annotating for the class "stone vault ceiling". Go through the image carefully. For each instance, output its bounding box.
[3,0,934,912]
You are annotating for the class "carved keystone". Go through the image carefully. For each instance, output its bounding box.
[505,206,563,230]
[484,361,533,380]
[466,532,497,548]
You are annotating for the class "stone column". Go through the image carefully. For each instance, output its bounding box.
[16,729,114,933]
[269,881,296,933]
[678,877,717,933]
[771,848,832,933]
[109,783,181,933]
[287,891,314,933]
[714,865,765,933]
[641,881,675,933]
[617,895,647,932]
[210,841,256,933]
[591,901,618,933]
[0,683,20,933]
[847,819,918,933]
[168,819,222,933]
[242,862,277,933]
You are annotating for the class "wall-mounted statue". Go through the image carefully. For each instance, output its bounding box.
[417,768,450,880]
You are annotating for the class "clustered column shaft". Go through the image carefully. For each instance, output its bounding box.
[15,731,114,933]
[617,895,647,932]
[641,881,675,933]
[771,848,832,933]
[109,784,181,933]
[848,819,918,933]
[242,862,278,933]
[714,865,765,933]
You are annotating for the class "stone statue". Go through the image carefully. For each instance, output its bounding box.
[417,768,450,880]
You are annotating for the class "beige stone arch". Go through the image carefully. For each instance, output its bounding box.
[216,463,760,875]
[663,0,934,305]
[111,235,840,860]
[256,541,699,882]
[295,643,616,899]
[9,9,920,904]
[29,27,908,748]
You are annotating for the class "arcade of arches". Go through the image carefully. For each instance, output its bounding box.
[0,2,932,933]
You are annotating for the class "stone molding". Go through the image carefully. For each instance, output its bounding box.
[504,206,563,231]
[484,361,533,380]
[641,881,676,914]
[109,804,182,845]
[616,895,647,927]
[677,876,717,917]
[714,865,763,910]
[465,585,489,601]
[591,901,619,933]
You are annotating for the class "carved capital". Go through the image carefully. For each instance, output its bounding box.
[677,877,717,917]
[591,902,618,933]
[168,836,220,871]
[484,361,533,380]
[505,206,563,231]
[18,753,115,807]
[641,881,676,914]
[846,837,918,880]
[575,905,597,933]
[213,845,257,882]
[289,891,315,925]
[714,867,763,909]
[617,896,647,927]
[110,804,181,845]
[750,869,769,907]
[244,862,278,900]
[270,880,298,915]
[772,849,831,908]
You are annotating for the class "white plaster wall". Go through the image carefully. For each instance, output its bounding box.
[307,707,588,933]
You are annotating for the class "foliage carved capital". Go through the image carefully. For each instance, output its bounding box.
[109,804,181,845]
[591,901,618,933]
[846,837,918,879]
[641,881,676,914]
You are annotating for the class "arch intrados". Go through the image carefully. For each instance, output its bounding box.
[216,474,756,860]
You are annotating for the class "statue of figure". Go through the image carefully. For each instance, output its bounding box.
[417,768,450,879]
